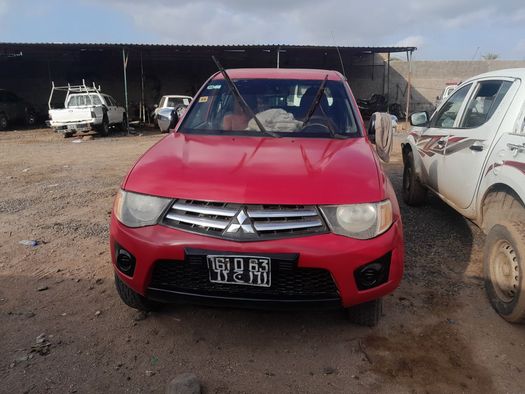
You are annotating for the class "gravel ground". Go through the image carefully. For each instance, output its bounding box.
[0,128,524,393]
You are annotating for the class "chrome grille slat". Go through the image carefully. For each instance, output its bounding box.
[247,209,318,218]
[162,199,327,241]
[254,219,323,232]
[171,202,237,217]
[164,213,229,230]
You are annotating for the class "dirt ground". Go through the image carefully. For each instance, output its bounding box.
[1,128,524,394]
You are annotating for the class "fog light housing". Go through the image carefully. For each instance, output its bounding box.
[115,244,136,276]
[354,253,391,290]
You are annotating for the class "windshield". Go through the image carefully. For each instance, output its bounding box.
[179,79,361,138]
[167,97,190,107]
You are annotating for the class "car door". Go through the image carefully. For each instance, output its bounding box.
[416,83,474,191]
[440,78,518,209]
[103,95,117,124]
[109,96,124,122]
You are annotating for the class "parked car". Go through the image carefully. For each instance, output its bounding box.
[153,95,192,130]
[111,68,403,326]
[403,68,525,323]
[435,83,459,107]
[0,89,36,130]
[47,81,126,137]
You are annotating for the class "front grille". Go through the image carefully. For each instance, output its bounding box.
[149,260,340,301]
[161,199,327,241]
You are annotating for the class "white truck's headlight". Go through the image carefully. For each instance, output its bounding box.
[319,200,393,239]
[113,190,172,228]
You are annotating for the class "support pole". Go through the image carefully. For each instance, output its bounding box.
[405,50,412,126]
[386,52,391,111]
[140,50,145,124]
[122,48,129,134]
[276,46,280,68]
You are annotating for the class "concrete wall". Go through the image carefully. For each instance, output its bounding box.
[389,60,525,113]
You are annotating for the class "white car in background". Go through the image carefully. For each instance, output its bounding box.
[48,81,126,137]
[153,95,192,130]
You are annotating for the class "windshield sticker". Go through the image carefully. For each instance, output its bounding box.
[207,85,221,90]
[198,96,208,103]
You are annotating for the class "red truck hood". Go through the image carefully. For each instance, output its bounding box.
[124,133,383,205]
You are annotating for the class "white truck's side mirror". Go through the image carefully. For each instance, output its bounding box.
[410,112,429,126]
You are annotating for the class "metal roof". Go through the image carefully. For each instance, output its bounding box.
[0,42,416,53]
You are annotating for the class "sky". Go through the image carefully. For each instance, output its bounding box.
[1,0,524,60]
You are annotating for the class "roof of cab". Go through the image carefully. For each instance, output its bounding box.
[465,68,525,81]
[213,68,345,81]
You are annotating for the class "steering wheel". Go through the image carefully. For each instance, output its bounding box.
[301,115,333,133]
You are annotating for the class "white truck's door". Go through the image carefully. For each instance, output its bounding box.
[440,79,518,209]
[416,83,473,192]
[103,95,117,124]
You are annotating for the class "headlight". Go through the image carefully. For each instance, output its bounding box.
[113,189,172,228]
[319,200,393,239]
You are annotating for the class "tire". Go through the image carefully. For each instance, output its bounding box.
[402,150,427,206]
[347,298,382,327]
[98,116,110,137]
[118,113,128,132]
[26,112,36,126]
[0,114,8,130]
[114,274,159,312]
[484,220,525,323]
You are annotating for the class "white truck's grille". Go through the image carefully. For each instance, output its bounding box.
[162,200,326,241]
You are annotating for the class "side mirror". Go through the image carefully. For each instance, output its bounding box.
[367,113,378,144]
[410,111,429,126]
[168,109,180,130]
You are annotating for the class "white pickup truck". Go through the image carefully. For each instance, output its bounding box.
[403,68,525,323]
[48,81,126,137]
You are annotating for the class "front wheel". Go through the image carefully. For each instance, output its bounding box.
[118,113,128,132]
[484,220,525,323]
[402,150,427,206]
[0,114,8,130]
[347,298,382,327]
[114,274,160,312]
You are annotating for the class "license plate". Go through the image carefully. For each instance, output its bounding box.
[207,255,271,287]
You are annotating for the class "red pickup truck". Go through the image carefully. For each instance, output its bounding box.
[110,68,404,326]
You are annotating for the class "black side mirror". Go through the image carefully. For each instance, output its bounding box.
[169,110,180,130]
[409,111,429,126]
[367,113,377,144]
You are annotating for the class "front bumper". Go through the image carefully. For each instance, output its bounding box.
[110,216,404,309]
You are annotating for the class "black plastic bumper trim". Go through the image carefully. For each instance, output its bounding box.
[147,287,342,310]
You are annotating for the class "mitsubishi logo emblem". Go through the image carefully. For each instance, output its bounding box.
[225,209,255,234]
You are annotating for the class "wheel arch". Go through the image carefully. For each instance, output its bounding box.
[479,183,525,226]
[402,141,425,181]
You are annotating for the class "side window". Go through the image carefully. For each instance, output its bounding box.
[432,84,472,128]
[460,80,512,128]
[68,95,78,107]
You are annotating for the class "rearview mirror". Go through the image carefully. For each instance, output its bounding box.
[410,112,429,126]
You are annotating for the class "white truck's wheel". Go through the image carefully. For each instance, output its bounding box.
[484,220,525,323]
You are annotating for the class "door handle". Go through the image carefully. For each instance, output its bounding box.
[470,142,484,152]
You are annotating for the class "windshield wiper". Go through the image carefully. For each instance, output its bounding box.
[301,75,346,139]
[212,56,279,138]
